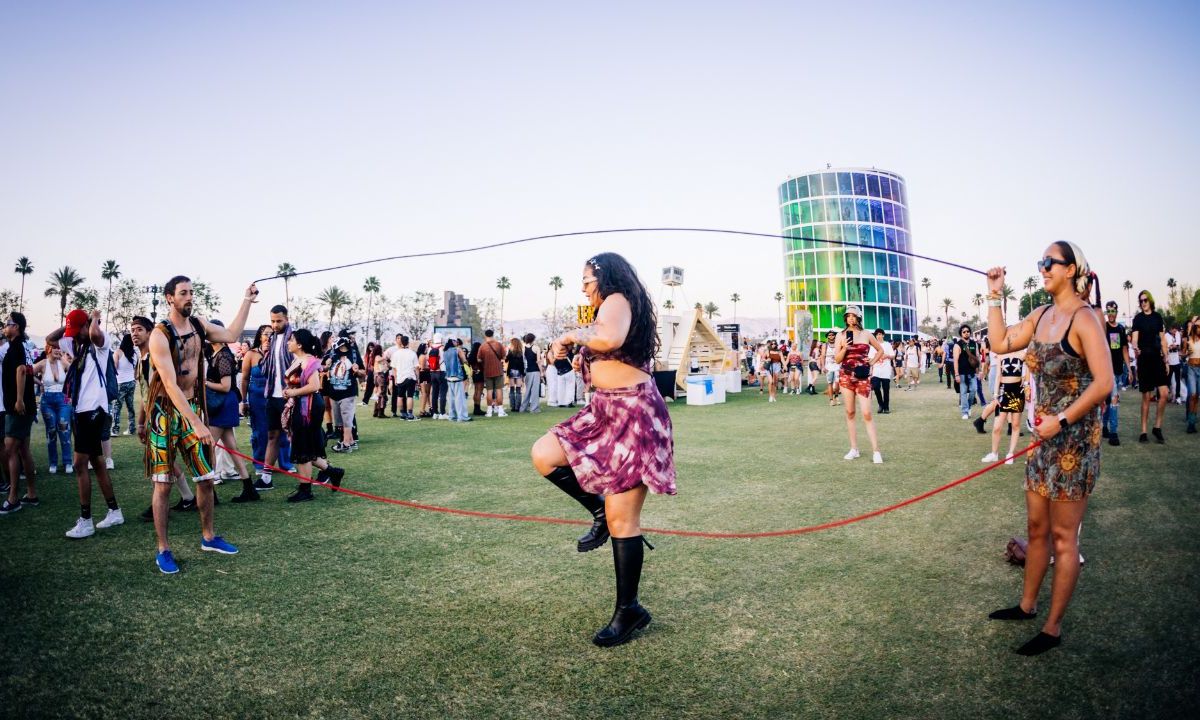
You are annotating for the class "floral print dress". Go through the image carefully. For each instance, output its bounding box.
[1023,309,1101,501]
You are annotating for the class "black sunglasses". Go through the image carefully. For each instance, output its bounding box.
[1036,257,1071,272]
[1138,297,1150,304]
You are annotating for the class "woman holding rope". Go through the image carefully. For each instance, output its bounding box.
[531,252,676,647]
[985,241,1111,655]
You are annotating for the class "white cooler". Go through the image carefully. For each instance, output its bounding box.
[685,374,726,405]
[724,370,742,393]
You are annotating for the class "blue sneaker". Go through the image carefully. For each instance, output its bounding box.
[156,550,180,574]
[201,535,239,555]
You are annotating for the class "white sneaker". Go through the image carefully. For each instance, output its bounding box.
[65,517,95,539]
[105,457,115,470]
[843,449,860,460]
[872,452,883,464]
[981,452,999,463]
[96,508,124,529]
[48,465,57,475]
[1004,455,1015,465]
[486,406,494,417]
[496,408,508,417]
[64,463,74,474]
[962,414,969,420]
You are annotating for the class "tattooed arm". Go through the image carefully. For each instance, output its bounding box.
[557,293,632,354]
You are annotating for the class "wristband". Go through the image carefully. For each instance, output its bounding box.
[987,299,1003,308]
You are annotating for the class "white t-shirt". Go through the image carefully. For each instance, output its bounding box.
[59,335,113,413]
[869,345,894,380]
[389,347,419,382]
[905,345,920,368]
[1166,331,1181,365]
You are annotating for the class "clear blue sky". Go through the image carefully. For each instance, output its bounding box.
[3,0,1197,330]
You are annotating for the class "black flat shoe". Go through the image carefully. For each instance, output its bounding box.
[1108,434,1120,446]
[988,604,1037,621]
[973,417,986,434]
[1152,427,1164,444]
[592,603,651,647]
[1139,433,1149,443]
[287,485,314,503]
[231,489,260,503]
[1016,631,1061,656]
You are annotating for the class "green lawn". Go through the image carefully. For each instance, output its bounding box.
[1,378,1197,719]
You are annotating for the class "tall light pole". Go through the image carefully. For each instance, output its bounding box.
[142,284,161,323]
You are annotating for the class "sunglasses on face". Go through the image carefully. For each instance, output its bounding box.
[1036,257,1071,272]
[1139,298,1149,304]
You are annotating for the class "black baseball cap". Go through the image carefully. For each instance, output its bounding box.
[1105,301,1118,312]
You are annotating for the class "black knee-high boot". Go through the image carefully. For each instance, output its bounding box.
[593,536,652,647]
[543,466,609,552]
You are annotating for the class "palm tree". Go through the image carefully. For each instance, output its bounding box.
[1123,280,1133,314]
[549,276,563,324]
[1167,277,1177,302]
[939,297,956,331]
[730,293,741,320]
[317,286,351,330]
[703,302,720,320]
[663,299,675,312]
[774,291,785,332]
[44,266,85,324]
[496,276,511,335]
[1023,276,1037,316]
[1000,284,1016,320]
[100,259,121,325]
[14,256,33,312]
[277,263,298,306]
[921,277,931,324]
[363,276,381,339]
[972,293,984,314]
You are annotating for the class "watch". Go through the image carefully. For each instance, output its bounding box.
[1057,412,1069,430]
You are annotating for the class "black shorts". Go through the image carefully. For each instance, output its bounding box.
[267,396,287,432]
[419,370,431,383]
[1138,355,1168,390]
[74,408,110,458]
[396,378,416,398]
[998,382,1025,414]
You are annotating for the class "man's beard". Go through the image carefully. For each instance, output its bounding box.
[179,303,193,318]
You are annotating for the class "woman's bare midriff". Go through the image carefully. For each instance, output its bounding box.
[590,359,650,390]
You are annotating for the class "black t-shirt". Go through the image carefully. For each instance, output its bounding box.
[524,346,539,373]
[2,341,36,415]
[505,349,525,374]
[1106,322,1128,374]
[1132,311,1164,355]
[955,339,979,375]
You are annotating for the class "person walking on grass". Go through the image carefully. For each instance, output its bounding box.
[203,320,256,503]
[1184,316,1200,433]
[822,331,841,406]
[984,242,1111,655]
[1101,302,1132,445]
[532,253,676,647]
[140,276,258,572]
[44,310,123,535]
[953,324,980,420]
[33,342,73,477]
[110,332,138,436]
[869,329,894,414]
[520,333,542,413]
[280,329,345,503]
[1131,290,1169,444]
[979,350,1028,465]
[258,304,293,493]
[834,306,886,463]
[328,337,365,452]
[1,312,39,515]
[479,329,507,417]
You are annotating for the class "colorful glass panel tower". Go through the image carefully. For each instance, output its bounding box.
[777,168,918,340]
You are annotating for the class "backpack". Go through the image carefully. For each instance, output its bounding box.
[1005,537,1028,566]
[63,340,119,406]
[427,346,441,371]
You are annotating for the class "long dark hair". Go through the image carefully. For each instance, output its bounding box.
[251,324,272,352]
[319,330,333,353]
[292,329,321,356]
[118,333,135,364]
[586,252,659,366]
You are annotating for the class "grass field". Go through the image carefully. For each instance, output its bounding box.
[1,376,1197,719]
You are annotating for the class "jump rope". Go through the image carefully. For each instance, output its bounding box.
[222,226,1099,538]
